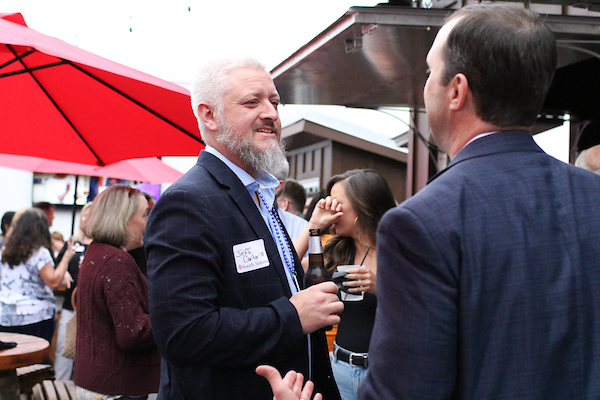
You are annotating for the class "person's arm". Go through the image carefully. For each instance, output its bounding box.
[104,254,156,351]
[256,365,323,400]
[359,206,458,400]
[294,197,343,264]
[57,182,72,203]
[39,238,74,289]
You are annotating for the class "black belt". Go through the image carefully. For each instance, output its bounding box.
[334,345,368,368]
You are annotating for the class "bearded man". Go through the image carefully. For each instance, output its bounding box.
[145,58,342,400]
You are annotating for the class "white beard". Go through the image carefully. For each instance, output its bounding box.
[214,118,288,176]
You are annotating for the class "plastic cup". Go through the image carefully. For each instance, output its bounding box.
[334,265,365,301]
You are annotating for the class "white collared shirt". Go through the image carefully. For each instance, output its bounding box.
[203,146,298,293]
[462,131,498,151]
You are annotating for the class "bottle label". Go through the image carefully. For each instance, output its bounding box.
[308,235,323,255]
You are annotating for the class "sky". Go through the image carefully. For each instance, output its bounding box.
[3,0,417,137]
[2,0,569,160]
[3,0,383,86]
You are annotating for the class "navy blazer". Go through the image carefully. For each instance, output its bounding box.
[360,131,600,399]
[145,151,339,400]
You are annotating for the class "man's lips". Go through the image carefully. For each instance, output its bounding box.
[255,125,279,135]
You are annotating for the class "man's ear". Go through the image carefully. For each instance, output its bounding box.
[449,73,469,111]
[198,103,219,132]
[277,197,289,211]
[275,180,285,196]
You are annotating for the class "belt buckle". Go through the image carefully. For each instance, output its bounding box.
[349,353,367,367]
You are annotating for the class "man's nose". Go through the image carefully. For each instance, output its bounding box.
[260,101,279,120]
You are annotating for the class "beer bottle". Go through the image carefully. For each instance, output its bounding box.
[304,228,333,331]
[304,229,331,287]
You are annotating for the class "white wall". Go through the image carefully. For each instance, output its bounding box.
[0,167,84,239]
[0,166,33,218]
[53,208,83,239]
[533,122,570,163]
[160,156,197,193]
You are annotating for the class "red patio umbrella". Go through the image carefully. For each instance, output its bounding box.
[0,12,203,166]
[0,153,184,183]
[0,153,97,176]
[0,152,185,234]
[91,157,184,184]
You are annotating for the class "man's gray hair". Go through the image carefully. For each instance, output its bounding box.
[190,57,267,137]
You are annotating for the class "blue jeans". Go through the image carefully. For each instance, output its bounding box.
[54,308,74,380]
[331,345,369,400]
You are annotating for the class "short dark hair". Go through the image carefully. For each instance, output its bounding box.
[577,120,600,153]
[280,180,306,215]
[1,211,15,235]
[442,4,557,127]
[33,202,54,212]
[303,190,326,222]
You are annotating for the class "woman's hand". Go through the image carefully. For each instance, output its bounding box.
[60,271,74,289]
[308,196,343,231]
[256,365,322,400]
[343,267,377,295]
[64,238,76,261]
[294,196,344,263]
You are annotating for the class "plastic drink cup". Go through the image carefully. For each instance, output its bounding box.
[334,265,365,301]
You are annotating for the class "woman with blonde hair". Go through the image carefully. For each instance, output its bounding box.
[74,185,159,400]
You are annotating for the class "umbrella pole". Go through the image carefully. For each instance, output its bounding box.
[71,175,79,237]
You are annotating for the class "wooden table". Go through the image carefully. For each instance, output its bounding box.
[0,332,50,400]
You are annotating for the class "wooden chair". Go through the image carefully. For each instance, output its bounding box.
[31,380,77,400]
[17,364,55,397]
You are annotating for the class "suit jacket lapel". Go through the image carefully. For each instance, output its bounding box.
[198,151,296,297]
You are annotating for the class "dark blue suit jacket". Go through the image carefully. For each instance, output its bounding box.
[145,151,339,400]
[360,131,600,399]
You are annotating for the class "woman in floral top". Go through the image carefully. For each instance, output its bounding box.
[0,207,74,342]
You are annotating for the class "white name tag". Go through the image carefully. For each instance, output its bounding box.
[233,239,270,273]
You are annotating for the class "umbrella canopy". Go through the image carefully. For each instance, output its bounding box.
[0,153,184,183]
[91,157,183,184]
[0,12,203,166]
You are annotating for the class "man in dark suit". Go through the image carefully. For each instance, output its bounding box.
[360,4,600,399]
[145,58,343,400]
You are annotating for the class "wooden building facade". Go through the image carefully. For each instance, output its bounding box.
[282,115,408,203]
